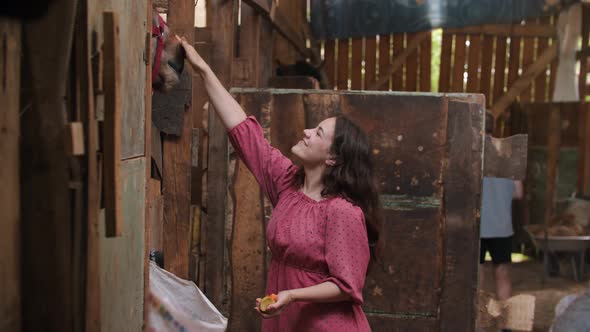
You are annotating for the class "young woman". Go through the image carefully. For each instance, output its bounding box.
[178,36,381,331]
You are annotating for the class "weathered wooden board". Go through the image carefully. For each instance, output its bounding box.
[99,157,146,331]
[228,89,484,331]
[0,18,21,332]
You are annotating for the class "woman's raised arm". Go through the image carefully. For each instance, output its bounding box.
[177,35,246,130]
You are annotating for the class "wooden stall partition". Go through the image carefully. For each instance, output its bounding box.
[225,89,484,331]
[510,102,590,234]
[0,18,21,332]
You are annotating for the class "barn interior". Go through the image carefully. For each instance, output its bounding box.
[2,0,590,331]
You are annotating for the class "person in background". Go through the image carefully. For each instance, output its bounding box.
[479,112,524,315]
[177,35,381,332]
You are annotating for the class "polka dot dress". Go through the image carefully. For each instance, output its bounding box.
[229,117,371,332]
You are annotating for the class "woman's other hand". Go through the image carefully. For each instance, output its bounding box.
[254,290,294,318]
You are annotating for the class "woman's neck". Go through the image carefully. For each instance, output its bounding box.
[301,166,325,200]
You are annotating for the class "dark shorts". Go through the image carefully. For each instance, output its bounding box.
[480,236,512,264]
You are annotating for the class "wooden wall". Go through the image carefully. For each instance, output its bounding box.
[0,18,21,332]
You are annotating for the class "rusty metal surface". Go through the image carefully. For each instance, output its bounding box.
[228,89,484,330]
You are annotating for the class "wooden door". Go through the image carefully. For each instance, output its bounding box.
[225,90,484,331]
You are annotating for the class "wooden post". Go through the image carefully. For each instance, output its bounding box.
[162,0,195,279]
[103,11,123,237]
[0,19,21,332]
[545,107,561,228]
[578,104,590,195]
[206,0,237,311]
[144,0,153,323]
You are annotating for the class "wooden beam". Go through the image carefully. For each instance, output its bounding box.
[446,23,555,38]
[483,134,528,180]
[369,31,430,91]
[544,107,561,229]
[103,11,123,237]
[206,0,236,311]
[242,0,311,58]
[0,18,21,332]
[491,43,557,118]
[144,0,153,323]
[162,0,195,280]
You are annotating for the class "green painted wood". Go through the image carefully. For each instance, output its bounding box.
[99,157,146,332]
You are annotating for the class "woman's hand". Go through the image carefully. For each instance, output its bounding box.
[175,35,208,73]
[254,290,294,318]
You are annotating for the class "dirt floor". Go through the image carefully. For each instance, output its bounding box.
[480,258,589,331]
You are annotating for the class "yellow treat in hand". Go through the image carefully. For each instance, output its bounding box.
[259,293,278,312]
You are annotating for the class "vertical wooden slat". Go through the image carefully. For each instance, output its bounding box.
[535,18,550,102]
[144,0,153,323]
[0,18,21,332]
[406,32,418,91]
[439,32,453,92]
[103,11,123,237]
[419,32,431,92]
[520,22,535,102]
[337,38,349,90]
[579,7,590,100]
[480,35,494,107]
[507,35,522,93]
[466,34,481,93]
[580,104,590,194]
[493,36,508,104]
[350,38,363,90]
[451,34,467,92]
[392,34,404,91]
[379,34,391,90]
[364,37,376,90]
[206,0,236,310]
[544,107,561,230]
[324,39,336,89]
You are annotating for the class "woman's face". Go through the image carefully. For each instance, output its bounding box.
[291,117,336,167]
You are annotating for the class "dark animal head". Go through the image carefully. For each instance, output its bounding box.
[151,9,185,93]
[276,60,325,88]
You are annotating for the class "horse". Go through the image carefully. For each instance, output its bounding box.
[151,8,185,93]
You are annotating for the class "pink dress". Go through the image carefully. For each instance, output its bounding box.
[228,116,371,332]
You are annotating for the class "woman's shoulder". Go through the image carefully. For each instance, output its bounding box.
[326,196,363,218]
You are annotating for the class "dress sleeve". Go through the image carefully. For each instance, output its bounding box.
[227,116,297,206]
[322,199,370,305]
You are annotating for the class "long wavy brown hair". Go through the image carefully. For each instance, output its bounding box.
[292,116,382,262]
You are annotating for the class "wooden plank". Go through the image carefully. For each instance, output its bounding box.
[492,43,558,117]
[445,23,556,38]
[392,33,404,91]
[535,18,551,102]
[324,39,336,89]
[451,34,467,92]
[243,0,311,58]
[406,33,418,92]
[350,38,363,90]
[144,0,153,320]
[378,34,391,91]
[493,36,508,104]
[520,25,536,102]
[20,1,77,330]
[439,98,483,332]
[544,107,561,229]
[466,34,481,93]
[419,32,431,92]
[65,122,86,156]
[483,134,529,180]
[579,6,590,99]
[103,11,123,237]
[99,157,146,332]
[364,37,377,90]
[579,104,590,195]
[337,38,349,90]
[0,18,21,332]
[206,0,236,311]
[439,32,453,92]
[371,31,430,91]
[507,36,522,91]
[480,35,494,107]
